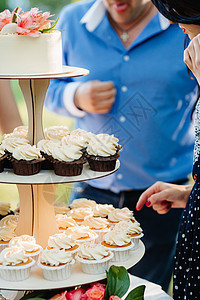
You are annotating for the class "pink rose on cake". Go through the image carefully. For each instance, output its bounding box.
[0,7,56,37]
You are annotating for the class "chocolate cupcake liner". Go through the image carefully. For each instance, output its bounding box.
[53,161,83,176]
[88,158,117,172]
[11,159,43,176]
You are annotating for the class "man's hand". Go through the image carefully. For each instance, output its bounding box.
[74,80,116,114]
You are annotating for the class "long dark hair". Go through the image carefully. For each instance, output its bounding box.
[152,0,200,118]
[151,0,200,24]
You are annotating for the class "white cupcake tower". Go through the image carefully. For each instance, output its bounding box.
[0,67,144,290]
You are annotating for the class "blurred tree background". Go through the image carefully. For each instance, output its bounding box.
[0,0,75,17]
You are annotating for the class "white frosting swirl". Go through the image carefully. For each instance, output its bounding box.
[113,221,143,235]
[44,126,70,143]
[0,215,19,230]
[65,225,96,240]
[0,247,29,266]
[70,129,94,141]
[86,134,119,157]
[40,248,72,266]
[48,232,76,250]
[37,139,56,155]
[12,145,42,161]
[54,202,70,215]
[103,230,131,246]
[1,137,29,153]
[0,201,11,216]
[108,208,134,223]
[82,216,109,230]
[51,145,83,162]
[68,208,93,220]
[78,243,110,260]
[56,215,77,229]
[93,204,115,217]
[0,226,16,242]
[9,235,40,253]
[61,135,88,149]
[2,126,28,140]
[70,198,96,209]
[13,126,28,134]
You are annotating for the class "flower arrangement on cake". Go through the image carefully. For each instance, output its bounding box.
[0,7,57,37]
[20,266,145,300]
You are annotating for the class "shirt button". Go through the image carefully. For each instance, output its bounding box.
[121,86,127,92]
[117,173,123,180]
[120,116,126,122]
[124,55,130,61]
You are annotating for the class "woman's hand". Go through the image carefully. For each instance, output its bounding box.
[74,80,116,114]
[136,181,192,214]
[184,33,200,85]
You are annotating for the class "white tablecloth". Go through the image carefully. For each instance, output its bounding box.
[0,276,173,300]
[128,275,173,300]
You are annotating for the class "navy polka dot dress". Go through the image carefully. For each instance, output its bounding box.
[173,100,200,299]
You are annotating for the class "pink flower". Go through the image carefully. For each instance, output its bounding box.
[49,291,67,300]
[0,9,12,30]
[81,285,105,300]
[109,296,121,300]
[66,288,86,300]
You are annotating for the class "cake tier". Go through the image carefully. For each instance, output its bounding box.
[0,31,62,75]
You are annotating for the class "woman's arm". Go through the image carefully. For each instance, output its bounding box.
[0,80,22,135]
[136,181,192,214]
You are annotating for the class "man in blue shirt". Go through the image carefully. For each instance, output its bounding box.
[45,0,197,291]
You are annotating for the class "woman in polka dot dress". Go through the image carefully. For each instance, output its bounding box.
[136,2,200,298]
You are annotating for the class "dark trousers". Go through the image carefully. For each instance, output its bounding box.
[70,181,184,292]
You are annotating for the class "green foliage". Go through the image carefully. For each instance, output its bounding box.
[106,265,130,299]
[105,265,145,300]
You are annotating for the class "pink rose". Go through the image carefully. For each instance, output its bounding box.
[66,288,85,300]
[81,285,105,300]
[109,296,121,300]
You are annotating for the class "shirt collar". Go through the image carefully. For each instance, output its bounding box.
[80,0,170,32]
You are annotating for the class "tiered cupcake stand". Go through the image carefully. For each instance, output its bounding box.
[0,67,145,291]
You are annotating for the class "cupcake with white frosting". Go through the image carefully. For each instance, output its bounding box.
[0,247,35,281]
[65,225,97,244]
[0,215,19,230]
[0,226,16,251]
[11,144,44,175]
[51,145,86,176]
[82,216,110,243]
[102,230,133,262]
[2,126,28,141]
[70,198,96,210]
[107,207,134,227]
[0,144,7,172]
[86,133,121,172]
[48,232,79,256]
[67,207,93,224]
[44,126,70,143]
[38,248,75,281]
[93,203,115,218]
[37,139,56,169]
[76,243,113,274]
[54,202,70,215]
[113,220,143,249]
[9,235,42,261]
[56,214,77,231]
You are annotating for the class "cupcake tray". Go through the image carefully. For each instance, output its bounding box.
[0,240,145,290]
[0,161,120,185]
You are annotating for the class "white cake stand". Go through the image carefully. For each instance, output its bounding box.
[0,66,144,291]
[0,240,145,291]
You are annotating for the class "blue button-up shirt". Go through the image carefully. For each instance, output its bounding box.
[45,0,197,193]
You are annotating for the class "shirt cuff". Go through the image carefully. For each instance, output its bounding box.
[63,82,87,117]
